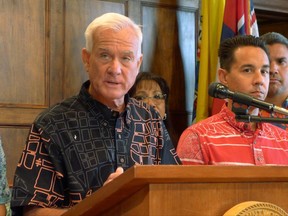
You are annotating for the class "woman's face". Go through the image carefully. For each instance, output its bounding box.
[133,80,166,119]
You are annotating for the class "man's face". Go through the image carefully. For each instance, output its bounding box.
[267,43,288,98]
[219,46,270,105]
[82,27,143,105]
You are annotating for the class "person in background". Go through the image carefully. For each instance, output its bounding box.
[128,72,178,146]
[177,35,288,165]
[259,32,288,130]
[11,12,180,216]
[0,137,10,216]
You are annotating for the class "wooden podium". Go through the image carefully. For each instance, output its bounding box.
[62,165,288,216]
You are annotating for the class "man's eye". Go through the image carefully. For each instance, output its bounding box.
[100,53,110,60]
[243,68,252,73]
[279,58,287,65]
[122,56,133,62]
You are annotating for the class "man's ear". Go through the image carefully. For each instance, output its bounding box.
[136,54,143,73]
[81,48,90,72]
[218,68,229,86]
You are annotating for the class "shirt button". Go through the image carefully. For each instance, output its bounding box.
[120,158,125,163]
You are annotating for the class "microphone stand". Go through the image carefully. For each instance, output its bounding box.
[232,102,288,124]
[235,115,288,124]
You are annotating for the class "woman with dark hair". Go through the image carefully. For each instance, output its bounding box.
[129,72,177,146]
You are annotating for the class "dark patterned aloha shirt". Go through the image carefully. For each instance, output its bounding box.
[11,80,180,215]
[260,98,288,131]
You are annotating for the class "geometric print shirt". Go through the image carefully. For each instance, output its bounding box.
[11,80,181,214]
[177,104,288,166]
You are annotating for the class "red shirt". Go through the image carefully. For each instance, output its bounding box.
[177,105,288,165]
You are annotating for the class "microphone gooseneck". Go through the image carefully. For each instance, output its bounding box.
[208,82,288,116]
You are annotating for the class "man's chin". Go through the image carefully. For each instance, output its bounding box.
[269,82,281,89]
[107,93,125,100]
[268,87,279,96]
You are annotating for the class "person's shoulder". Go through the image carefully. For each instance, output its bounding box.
[127,98,161,119]
[128,97,148,109]
[189,114,222,130]
[35,95,79,122]
[178,117,217,146]
[263,122,288,137]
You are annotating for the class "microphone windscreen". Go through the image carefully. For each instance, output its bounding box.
[208,82,229,99]
[208,82,219,97]
[208,83,217,97]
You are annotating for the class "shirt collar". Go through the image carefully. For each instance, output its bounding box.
[78,80,127,120]
[220,103,263,132]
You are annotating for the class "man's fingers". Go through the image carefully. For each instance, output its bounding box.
[115,167,124,174]
[103,167,124,186]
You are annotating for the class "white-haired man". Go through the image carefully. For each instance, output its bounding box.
[11,13,181,216]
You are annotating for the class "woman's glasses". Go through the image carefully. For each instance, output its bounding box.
[134,94,167,101]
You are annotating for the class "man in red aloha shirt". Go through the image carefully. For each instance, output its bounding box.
[177,35,288,166]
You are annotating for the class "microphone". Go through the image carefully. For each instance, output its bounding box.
[208,82,288,116]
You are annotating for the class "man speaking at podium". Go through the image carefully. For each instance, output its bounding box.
[177,35,288,165]
[11,13,180,216]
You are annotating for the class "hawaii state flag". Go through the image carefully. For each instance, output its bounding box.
[195,0,259,122]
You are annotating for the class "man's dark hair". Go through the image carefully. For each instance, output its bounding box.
[218,35,269,71]
[260,32,288,47]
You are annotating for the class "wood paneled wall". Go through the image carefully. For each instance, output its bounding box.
[1,0,287,185]
[0,0,199,184]
[254,0,288,37]
[0,0,49,185]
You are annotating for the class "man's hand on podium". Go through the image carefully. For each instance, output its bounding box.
[103,167,124,186]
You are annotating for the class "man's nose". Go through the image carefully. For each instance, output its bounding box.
[254,70,265,85]
[270,62,279,74]
[108,59,122,75]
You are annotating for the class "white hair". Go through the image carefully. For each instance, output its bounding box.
[84,13,142,57]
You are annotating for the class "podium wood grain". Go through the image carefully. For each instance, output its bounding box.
[62,165,288,216]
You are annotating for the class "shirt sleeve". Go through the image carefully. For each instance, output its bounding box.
[11,123,67,210]
[0,138,10,204]
[176,128,205,165]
